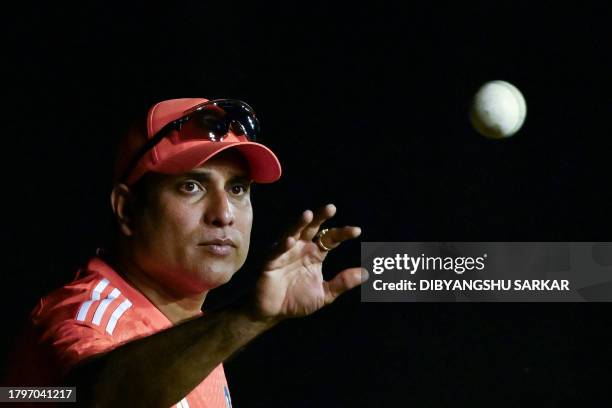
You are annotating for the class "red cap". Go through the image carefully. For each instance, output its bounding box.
[114,98,282,185]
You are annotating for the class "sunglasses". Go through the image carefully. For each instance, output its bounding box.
[121,99,260,182]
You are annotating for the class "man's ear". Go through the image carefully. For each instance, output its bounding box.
[111,183,137,237]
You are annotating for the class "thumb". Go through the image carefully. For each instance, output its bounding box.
[324,268,369,305]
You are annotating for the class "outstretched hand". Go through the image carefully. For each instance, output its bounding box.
[254,204,367,320]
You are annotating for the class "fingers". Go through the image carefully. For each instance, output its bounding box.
[300,204,336,241]
[286,210,313,241]
[270,204,360,265]
[268,210,312,260]
[318,226,362,251]
[324,268,369,304]
[265,236,298,269]
[279,204,337,244]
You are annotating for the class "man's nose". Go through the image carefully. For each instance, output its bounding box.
[203,190,235,227]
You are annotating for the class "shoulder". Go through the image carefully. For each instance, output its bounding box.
[33,257,171,345]
[8,257,169,384]
[27,266,135,369]
[34,269,132,337]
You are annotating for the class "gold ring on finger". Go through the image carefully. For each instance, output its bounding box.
[315,228,333,251]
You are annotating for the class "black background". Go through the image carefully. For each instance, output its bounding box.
[2,1,612,406]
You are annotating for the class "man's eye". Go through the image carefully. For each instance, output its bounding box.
[180,181,204,193]
[230,184,249,195]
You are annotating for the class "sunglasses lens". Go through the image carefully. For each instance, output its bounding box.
[193,107,228,141]
[229,120,246,136]
[181,100,259,142]
[215,100,259,141]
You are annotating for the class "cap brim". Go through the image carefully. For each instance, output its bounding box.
[153,141,282,183]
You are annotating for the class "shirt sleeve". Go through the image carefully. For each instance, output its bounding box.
[43,320,116,375]
[7,317,118,386]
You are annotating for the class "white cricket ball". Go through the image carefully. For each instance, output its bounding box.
[470,80,527,139]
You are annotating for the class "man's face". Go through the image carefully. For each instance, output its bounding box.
[130,150,253,295]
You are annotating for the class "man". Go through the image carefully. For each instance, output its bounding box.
[6,98,366,407]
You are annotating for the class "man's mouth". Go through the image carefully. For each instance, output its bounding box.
[198,239,236,256]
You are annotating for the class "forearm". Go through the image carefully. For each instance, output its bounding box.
[68,297,278,407]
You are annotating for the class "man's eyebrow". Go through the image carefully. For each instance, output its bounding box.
[230,175,253,185]
[182,170,252,184]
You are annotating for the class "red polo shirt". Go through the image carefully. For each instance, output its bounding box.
[7,257,233,408]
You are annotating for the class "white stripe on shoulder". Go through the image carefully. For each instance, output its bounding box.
[92,288,121,326]
[177,398,189,408]
[76,279,110,321]
[105,298,132,335]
